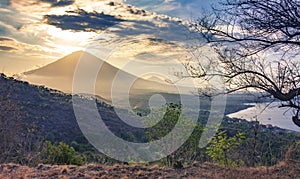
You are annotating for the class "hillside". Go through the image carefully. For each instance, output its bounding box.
[0,73,299,169]
[0,73,145,145]
[0,72,271,145]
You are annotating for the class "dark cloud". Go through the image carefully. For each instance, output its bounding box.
[41,0,75,7]
[0,37,13,41]
[108,18,200,44]
[0,46,17,51]
[44,9,125,32]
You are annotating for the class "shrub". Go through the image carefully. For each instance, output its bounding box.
[206,130,245,167]
[144,103,203,167]
[42,141,86,165]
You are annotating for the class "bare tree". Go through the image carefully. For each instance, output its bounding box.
[189,0,300,127]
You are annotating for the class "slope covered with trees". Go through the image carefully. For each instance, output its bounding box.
[0,73,299,167]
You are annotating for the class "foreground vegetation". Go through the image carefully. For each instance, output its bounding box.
[1,159,299,178]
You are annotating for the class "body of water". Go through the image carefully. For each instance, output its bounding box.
[228,102,300,132]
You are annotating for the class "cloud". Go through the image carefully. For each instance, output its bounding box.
[0,46,17,51]
[41,0,75,7]
[0,38,17,52]
[0,37,13,41]
[44,8,125,32]
[0,0,208,76]
[0,35,56,55]
[125,0,219,19]
[103,17,202,46]
[0,0,10,7]
[0,8,25,33]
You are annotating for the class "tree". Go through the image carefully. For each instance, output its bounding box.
[189,0,300,126]
[143,103,203,167]
[41,141,87,165]
[206,130,245,166]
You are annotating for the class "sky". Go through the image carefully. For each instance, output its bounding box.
[125,0,218,19]
[0,0,218,76]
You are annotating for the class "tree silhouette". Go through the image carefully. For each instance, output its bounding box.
[190,0,300,127]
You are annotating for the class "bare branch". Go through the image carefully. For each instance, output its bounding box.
[189,0,300,127]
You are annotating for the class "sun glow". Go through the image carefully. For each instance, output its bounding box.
[45,25,97,55]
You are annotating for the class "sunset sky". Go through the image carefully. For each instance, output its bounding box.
[0,0,217,80]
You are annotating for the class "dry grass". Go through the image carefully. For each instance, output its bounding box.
[0,160,299,179]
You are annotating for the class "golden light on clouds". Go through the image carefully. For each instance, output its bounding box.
[44,25,97,55]
[0,0,199,76]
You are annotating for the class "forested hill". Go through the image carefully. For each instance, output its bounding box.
[0,73,144,145]
[1,73,77,140]
[0,73,260,144]
[0,73,299,167]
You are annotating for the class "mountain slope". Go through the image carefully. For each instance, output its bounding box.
[22,51,178,103]
[0,73,148,146]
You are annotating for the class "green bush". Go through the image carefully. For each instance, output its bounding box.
[144,103,203,167]
[206,130,245,167]
[42,141,87,165]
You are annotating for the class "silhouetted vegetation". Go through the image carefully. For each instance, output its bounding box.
[192,0,300,126]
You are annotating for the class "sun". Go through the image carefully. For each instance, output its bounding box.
[44,25,97,56]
